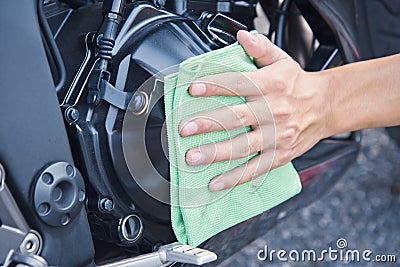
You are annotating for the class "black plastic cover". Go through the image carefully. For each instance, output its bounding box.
[0,1,94,266]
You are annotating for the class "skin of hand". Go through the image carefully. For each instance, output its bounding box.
[179,30,400,192]
[179,30,331,192]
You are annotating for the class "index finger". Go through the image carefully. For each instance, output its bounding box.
[189,71,263,97]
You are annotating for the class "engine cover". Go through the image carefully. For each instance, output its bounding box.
[56,2,230,253]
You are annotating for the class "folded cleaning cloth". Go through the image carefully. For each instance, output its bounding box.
[164,41,302,246]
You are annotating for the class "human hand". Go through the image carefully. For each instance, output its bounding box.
[179,30,331,192]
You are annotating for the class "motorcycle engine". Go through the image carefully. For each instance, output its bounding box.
[53,0,255,261]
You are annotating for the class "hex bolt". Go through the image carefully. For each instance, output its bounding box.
[65,107,79,124]
[25,240,33,251]
[100,198,114,212]
[96,33,104,48]
[130,91,149,115]
[20,231,42,255]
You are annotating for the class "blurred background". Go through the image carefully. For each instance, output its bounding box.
[221,128,400,266]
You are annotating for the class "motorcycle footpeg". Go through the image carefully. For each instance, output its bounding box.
[98,242,217,267]
[160,242,217,265]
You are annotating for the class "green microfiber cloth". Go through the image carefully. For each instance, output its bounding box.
[164,41,302,246]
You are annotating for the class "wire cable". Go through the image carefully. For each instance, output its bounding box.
[37,0,67,92]
[275,0,293,48]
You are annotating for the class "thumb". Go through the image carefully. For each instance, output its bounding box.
[237,30,288,67]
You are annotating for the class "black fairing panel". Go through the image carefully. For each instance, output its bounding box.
[296,0,360,62]
[0,1,94,266]
[299,0,400,61]
[354,0,400,60]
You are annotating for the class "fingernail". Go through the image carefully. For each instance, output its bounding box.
[210,182,225,192]
[181,121,198,136]
[188,151,203,165]
[191,83,206,96]
[249,32,257,42]
[243,30,257,42]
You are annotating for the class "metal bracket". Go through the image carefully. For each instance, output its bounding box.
[98,242,217,267]
[88,78,149,115]
[3,250,48,267]
[99,79,134,110]
[0,164,44,265]
[0,165,30,234]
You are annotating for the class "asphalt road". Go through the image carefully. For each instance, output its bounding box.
[220,128,400,266]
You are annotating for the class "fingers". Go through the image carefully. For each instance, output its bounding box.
[186,130,259,165]
[179,99,272,136]
[189,30,289,96]
[188,31,289,97]
[181,30,294,193]
[189,71,262,97]
[236,30,288,67]
[185,125,274,165]
[208,151,275,192]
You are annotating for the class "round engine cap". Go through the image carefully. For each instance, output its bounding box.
[34,162,85,227]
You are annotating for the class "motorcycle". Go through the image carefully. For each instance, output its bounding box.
[2,0,396,266]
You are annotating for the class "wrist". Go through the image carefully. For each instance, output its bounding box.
[299,70,336,140]
[318,69,338,138]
